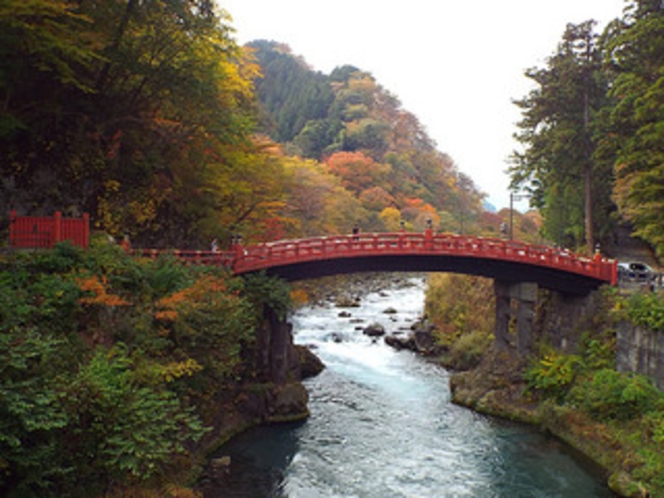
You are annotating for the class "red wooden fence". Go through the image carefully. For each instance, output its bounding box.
[9,210,90,249]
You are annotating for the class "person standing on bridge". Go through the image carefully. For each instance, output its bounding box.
[352,224,360,241]
[211,238,219,253]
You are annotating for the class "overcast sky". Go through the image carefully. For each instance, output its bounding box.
[219,0,627,210]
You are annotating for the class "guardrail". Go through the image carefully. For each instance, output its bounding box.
[132,231,617,285]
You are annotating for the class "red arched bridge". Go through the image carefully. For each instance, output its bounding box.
[133,231,617,295]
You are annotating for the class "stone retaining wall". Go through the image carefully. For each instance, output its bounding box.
[616,322,664,389]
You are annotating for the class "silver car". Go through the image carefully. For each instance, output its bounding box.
[617,261,657,283]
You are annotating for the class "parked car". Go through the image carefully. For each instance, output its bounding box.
[617,261,658,283]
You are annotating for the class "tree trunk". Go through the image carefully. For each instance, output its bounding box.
[583,36,594,255]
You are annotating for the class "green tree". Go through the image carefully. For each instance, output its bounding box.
[510,21,614,251]
[604,0,664,256]
[0,1,265,248]
[249,40,334,143]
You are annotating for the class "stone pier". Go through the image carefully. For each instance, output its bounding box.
[494,281,538,355]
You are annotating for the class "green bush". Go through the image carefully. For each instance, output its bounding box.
[579,336,616,371]
[524,350,582,401]
[569,368,662,421]
[620,292,664,330]
[237,271,293,321]
[60,348,206,490]
[0,327,70,494]
[0,242,264,495]
[446,330,491,370]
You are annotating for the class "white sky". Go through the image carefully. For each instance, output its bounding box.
[219,0,627,210]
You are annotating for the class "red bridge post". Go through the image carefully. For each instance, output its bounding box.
[424,228,433,251]
[53,211,62,245]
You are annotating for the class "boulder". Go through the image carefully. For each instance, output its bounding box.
[327,332,344,343]
[336,296,360,308]
[413,329,436,354]
[384,334,415,351]
[210,456,231,477]
[338,311,352,318]
[363,322,386,337]
[383,307,398,314]
[296,345,325,379]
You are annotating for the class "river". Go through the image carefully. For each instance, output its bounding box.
[207,276,614,497]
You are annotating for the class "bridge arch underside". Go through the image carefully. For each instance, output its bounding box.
[251,255,604,295]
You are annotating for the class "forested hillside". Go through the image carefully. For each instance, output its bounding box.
[0,1,488,251]
[248,40,486,236]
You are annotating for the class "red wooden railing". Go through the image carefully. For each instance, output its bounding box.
[131,248,235,267]
[9,210,90,249]
[131,231,618,286]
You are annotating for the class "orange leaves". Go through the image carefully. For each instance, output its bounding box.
[359,186,395,211]
[290,288,309,305]
[154,310,178,322]
[76,275,130,307]
[325,151,390,194]
[153,276,235,322]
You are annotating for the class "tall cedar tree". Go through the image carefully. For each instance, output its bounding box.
[604,0,664,256]
[510,21,614,251]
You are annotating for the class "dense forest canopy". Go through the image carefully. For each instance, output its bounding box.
[5,1,664,496]
[0,1,490,250]
[3,0,663,254]
[510,0,664,256]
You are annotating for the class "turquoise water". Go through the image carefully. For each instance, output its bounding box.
[206,278,614,497]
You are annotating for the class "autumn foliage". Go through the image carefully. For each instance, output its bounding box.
[0,241,274,496]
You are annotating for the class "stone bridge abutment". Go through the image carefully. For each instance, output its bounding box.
[493,281,600,356]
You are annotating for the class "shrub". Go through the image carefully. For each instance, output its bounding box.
[0,243,261,495]
[579,336,616,371]
[425,273,494,346]
[619,292,664,331]
[59,348,206,491]
[155,275,255,380]
[524,350,582,401]
[237,272,292,321]
[0,327,70,494]
[569,369,662,421]
[446,330,492,370]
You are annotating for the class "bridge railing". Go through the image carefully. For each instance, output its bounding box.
[128,232,617,285]
[231,232,616,284]
[131,248,234,267]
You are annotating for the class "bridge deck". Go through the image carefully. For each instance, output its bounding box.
[132,232,617,295]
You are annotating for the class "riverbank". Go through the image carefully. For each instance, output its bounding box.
[447,347,649,497]
[421,274,663,497]
[0,241,323,498]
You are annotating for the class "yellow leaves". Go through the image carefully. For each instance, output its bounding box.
[379,207,402,231]
[160,359,203,383]
[76,275,130,307]
[539,354,556,368]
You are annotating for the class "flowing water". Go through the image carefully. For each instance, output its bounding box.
[207,276,614,497]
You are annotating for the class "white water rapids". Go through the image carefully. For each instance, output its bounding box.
[206,276,614,497]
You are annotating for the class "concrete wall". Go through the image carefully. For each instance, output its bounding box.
[616,322,664,390]
[493,280,664,389]
[534,290,599,355]
[493,282,600,356]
